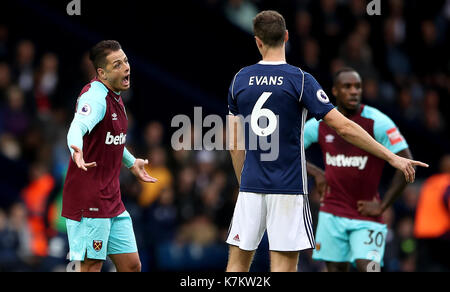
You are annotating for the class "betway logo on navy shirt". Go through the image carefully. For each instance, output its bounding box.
[105,132,126,145]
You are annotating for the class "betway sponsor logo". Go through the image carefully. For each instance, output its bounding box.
[326,152,368,170]
[105,132,126,145]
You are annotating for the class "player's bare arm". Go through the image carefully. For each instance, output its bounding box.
[227,115,245,185]
[323,108,428,183]
[357,148,413,217]
[306,162,328,201]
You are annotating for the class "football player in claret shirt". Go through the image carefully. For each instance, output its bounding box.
[225,11,427,272]
[62,40,157,272]
[305,68,414,272]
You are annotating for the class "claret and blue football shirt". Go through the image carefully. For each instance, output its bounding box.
[304,104,409,222]
[62,78,135,221]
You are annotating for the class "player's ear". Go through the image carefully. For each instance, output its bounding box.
[97,67,106,80]
[255,36,263,49]
[284,30,289,43]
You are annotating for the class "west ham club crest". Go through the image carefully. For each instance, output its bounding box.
[93,240,103,252]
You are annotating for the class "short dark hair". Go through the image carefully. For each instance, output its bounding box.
[89,40,122,70]
[333,67,358,86]
[253,10,286,48]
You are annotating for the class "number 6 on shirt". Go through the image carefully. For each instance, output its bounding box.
[251,92,278,137]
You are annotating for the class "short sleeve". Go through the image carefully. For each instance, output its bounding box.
[227,71,241,116]
[73,81,107,133]
[303,118,320,149]
[371,108,409,154]
[123,147,136,168]
[300,72,335,120]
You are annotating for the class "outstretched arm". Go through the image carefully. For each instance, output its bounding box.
[357,148,412,217]
[67,121,97,171]
[323,108,428,183]
[129,158,158,183]
[123,147,157,183]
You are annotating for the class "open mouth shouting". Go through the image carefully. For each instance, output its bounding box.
[122,74,130,87]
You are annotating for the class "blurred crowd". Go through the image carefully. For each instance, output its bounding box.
[0,0,449,272]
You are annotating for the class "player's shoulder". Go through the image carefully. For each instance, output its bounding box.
[89,80,108,93]
[302,70,323,85]
[361,104,394,124]
[236,62,304,76]
[79,79,108,101]
[233,63,264,77]
[76,79,109,116]
[78,79,109,108]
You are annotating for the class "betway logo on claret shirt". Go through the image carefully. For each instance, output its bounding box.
[326,152,368,170]
[105,132,126,145]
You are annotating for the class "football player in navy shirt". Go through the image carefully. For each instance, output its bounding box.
[225,11,428,272]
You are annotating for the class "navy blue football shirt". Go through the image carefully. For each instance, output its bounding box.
[228,61,335,194]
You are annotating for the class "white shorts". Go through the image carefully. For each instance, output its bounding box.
[226,192,315,251]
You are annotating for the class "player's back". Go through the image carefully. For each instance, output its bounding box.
[228,61,334,195]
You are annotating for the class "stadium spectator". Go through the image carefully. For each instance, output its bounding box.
[141,186,178,270]
[143,121,164,150]
[396,216,417,272]
[175,165,203,223]
[0,62,11,101]
[0,85,29,137]
[0,134,27,210]
[422,90,445,134]
[339,32,377,80]
[384,18,411,83]
[13,40,35,97]
[138,147,173,208]
[301,38,321,77]
[0,207,21,271]
[0,25,9,61]
[34,53,59,116]
[21,162,55,259]
[415,20,446,79]
[295,10,312,39]
[414,155,450,272]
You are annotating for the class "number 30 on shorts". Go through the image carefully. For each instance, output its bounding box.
[364,230,384,247]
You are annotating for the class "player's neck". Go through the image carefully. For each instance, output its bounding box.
[98,77,121,95]
[338,104,361,117]
[260,46,286,63]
